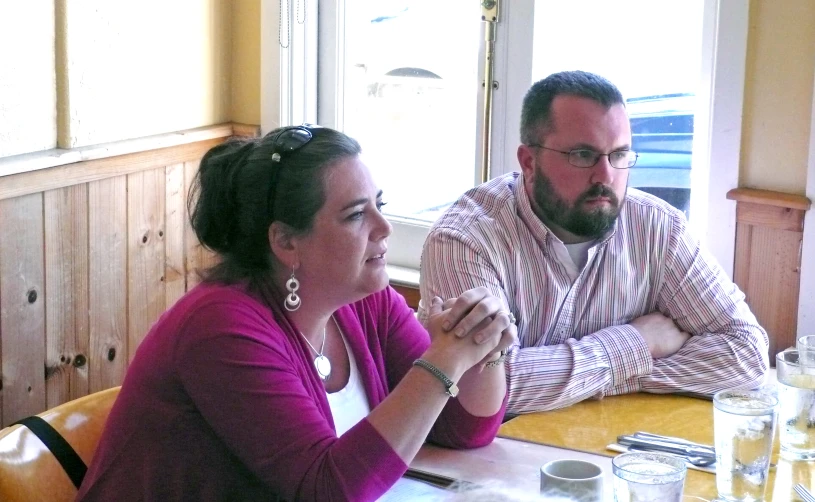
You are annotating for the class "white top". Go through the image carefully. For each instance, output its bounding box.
[326,332,371,436]
[564,240,595,271]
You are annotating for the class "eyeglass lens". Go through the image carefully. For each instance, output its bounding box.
[275,127,313,153]
[570,149,637,169]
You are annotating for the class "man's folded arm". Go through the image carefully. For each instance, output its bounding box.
[640,218,769,394]
[505,325,653,413]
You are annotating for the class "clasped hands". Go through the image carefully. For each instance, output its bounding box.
[421,287,517,372]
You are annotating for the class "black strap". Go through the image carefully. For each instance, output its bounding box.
[12,415,87,488]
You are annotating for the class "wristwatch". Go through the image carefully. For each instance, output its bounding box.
[413,359,459,398]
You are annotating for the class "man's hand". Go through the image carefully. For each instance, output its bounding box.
[629,312,691,359]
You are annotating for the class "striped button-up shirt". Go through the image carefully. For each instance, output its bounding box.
[420,172,769,414]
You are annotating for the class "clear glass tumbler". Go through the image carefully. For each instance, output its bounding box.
[777,348,815,461]
[612,451,686,502]
[713,389,777,501]
[797,335,815,365]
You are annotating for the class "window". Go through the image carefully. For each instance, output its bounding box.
[267,0,746,274]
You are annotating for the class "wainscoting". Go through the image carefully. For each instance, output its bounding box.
[728,188,812,362]
[0,124,254,426]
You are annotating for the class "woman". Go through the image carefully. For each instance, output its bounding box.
[76,125,516,501]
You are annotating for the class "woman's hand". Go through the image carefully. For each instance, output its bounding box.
[421,287,517,374]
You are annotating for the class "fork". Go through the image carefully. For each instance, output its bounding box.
[795,483,815,502]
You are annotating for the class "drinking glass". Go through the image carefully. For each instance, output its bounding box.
[797,335,815,365]
[612,451,686,502]
[777,348,815,461]
[713,389,777,501]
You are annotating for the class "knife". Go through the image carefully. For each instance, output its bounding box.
[617,435,716,459]
[632,432,716,455]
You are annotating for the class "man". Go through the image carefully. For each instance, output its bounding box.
[420,70,768,414]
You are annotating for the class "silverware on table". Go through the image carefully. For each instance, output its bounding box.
[795,483,815,502]
[632,431,716,455]
[618,434,716,459]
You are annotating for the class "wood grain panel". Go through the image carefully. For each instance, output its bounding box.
[44,185,90,408]
[730,188,811,366]
[392,284,420,311]
[0,138,223,201]
[739,227,803,359]
[727,187,812,211]
[736,202,805,232]
[127,169,166,362]
[733,222,752,291]
[165,163,186,309]
[183,160,219,288]
[0,194,46,425]
[88,177,128,393]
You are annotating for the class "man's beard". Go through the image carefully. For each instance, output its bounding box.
[531,169,624,239]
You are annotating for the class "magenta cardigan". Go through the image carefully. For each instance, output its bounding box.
[76,283,506,501]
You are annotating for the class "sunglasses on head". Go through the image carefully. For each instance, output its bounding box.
[250,124,320,164]
[257,124,321,216]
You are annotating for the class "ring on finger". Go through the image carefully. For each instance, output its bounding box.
[497,310,517,325]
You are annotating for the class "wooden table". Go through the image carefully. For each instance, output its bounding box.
[411,392,815,501]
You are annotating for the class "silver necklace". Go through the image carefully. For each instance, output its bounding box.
[300,323,331,381]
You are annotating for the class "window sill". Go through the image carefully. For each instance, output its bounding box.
[0,123,259,179]
[387,264,420,288]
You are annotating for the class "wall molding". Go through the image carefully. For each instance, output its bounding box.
[0,123,259,201]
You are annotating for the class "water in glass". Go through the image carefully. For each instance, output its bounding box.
[612,452,686,502]
[713,391,777,501]
[778,372,815,460]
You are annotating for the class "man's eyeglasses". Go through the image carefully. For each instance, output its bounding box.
[527,144,638,169]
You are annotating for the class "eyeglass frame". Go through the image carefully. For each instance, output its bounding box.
[526,144,639,169]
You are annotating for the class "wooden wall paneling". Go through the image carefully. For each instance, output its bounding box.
[392,284,420,311]
[732,222,752,291]
[0,138,225,202]
[88,177,128,393]
[127,169,166,362]
[739,226,804,359]
[183,159,218,289]
[44,185,90,408]
[165,163,186,309]
[0,194,46,426]
[728,188,811,365]
[735,202,805,232]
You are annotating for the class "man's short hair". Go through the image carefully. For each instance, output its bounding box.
[520,70,625,145]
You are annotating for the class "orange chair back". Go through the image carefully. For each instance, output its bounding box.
[0,386,121,502]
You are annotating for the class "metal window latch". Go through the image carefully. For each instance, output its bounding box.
[481,0,499,22]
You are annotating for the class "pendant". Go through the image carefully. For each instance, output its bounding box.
[314,355,332,381]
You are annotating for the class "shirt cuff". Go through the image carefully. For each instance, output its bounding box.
[588,325,653,388]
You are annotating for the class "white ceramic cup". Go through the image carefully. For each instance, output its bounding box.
[540,459,604,501]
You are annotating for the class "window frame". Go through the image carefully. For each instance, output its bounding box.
[799,69,815,335]
[262,0,747,276]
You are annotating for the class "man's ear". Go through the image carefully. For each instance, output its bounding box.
[517,144,536,179]
[268,221,299,270]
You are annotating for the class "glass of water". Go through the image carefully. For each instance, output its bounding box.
[713,389,778,501]
[612,451,686,502]
[797,335,815,365]
[777,348,815,461]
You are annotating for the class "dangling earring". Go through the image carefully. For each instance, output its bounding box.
[284,268,301,311]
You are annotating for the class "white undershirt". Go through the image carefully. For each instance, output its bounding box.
[564,240,595,270]
[326,332,371,437]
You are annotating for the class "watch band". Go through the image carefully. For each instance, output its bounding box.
[413,359,459,398]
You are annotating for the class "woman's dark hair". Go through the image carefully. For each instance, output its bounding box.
[188,126,361,287]
[520,70,625,145]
